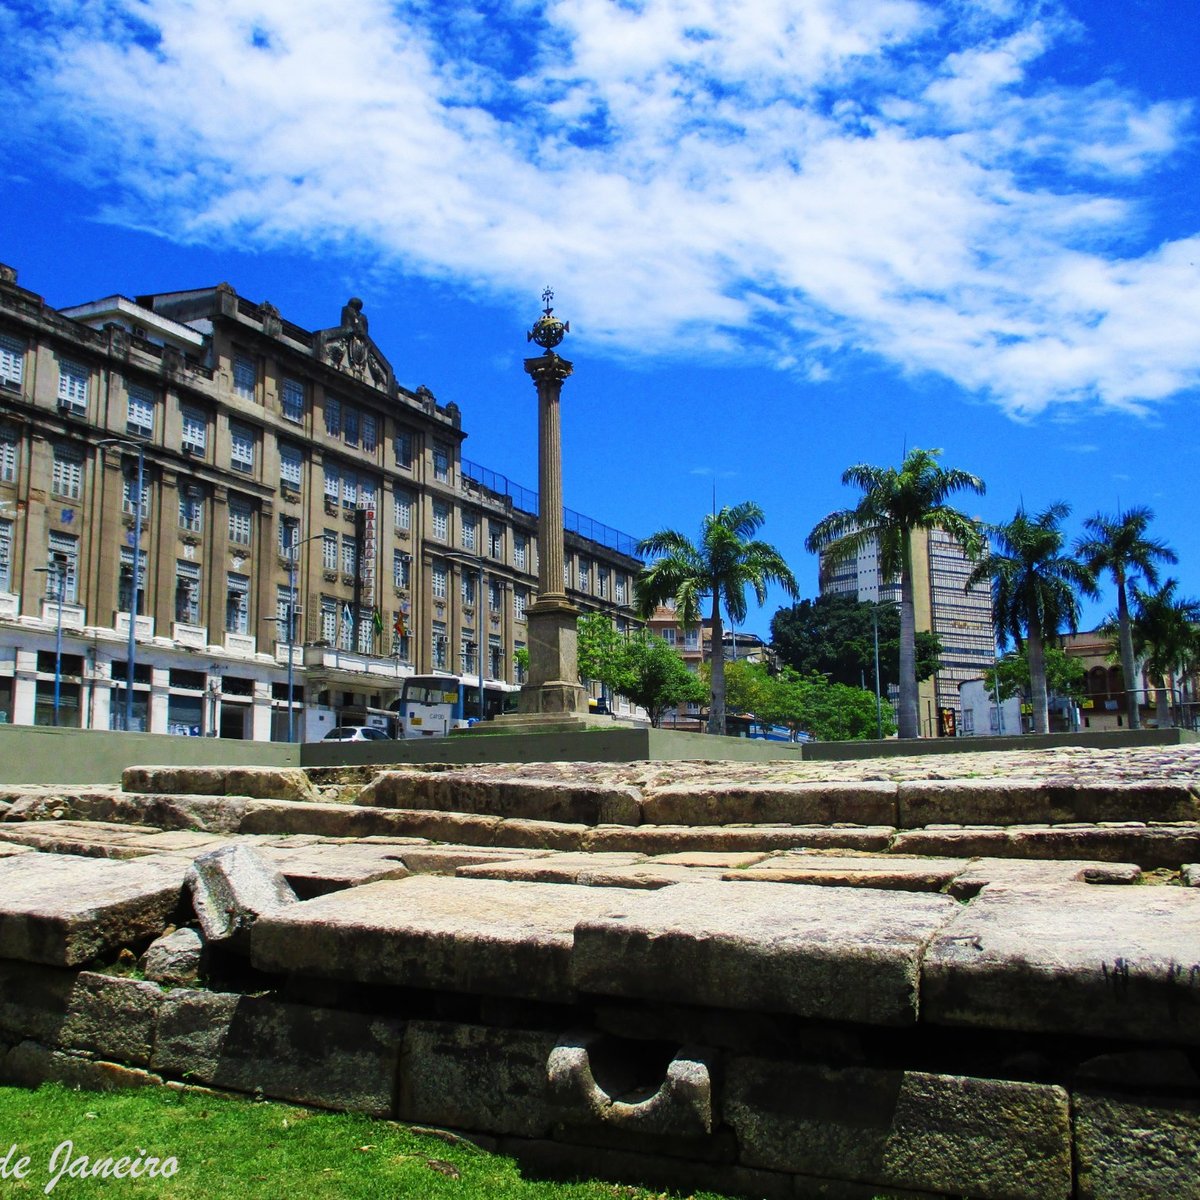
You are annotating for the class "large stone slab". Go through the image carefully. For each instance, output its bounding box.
[947,857,1141,897]
[254,842,411,897]
[726,853,963,892]
[725,1057,1071,1200]
[583,825,896,855]
[152,989,403,1115]
[897,779,1200,828]
[571,880,960,1024]
[456,852,647,884]
[1073,1091,1200,1200]
[398,1020,559,1137]
[640,782,897,827]
[252,876,654,1002]
[239,799,503,844]
[186,844,297,950]
[0,853,186,966]
[4,790,246,833]
[358,770,642,825]
[923,884,1200,1043]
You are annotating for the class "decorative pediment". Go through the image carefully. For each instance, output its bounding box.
[315,298,395,393]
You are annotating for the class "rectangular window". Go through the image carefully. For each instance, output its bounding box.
[341,534,357,577]
[0,519,12,592]
[278,518,297,556]
[126,384,155,438]
[122,471,149,519]
[228,500,252,546]
[57,360,88,414]
[276,584,297,643]
[432,620,448,669]
[564,562,572,590]
[684,628,700,650]
[357,607,374,655]
[232,355,256,400]
[514,586,527,622]
[433,442,450,482]
[615,576,627,605]
[279,443,302,488]
[661,627,677,645]
[395,429,413,469]
[393,549,410,589]
[0,425,16,483]
[461,634,476,675]
[461,571,476,605]
[391,611,411,662]
[343,406,359,447]
[225,573,249,634]
[579,561,591,593]
[118,547,146,615]
[230,423,255,473]
[179,488,203,532]
[324,395,341,438]
[181,407,207,454]
[432,501,449,541]
[462,517,477,553]
[362,414,377,453]
[324,465,340,505]
[0,333,24,388]
[394,490,412,531]
[322,530,338,571]
[47,533,79,604]
[488,522,503,559]
[359,477,376,511]
[338,601,354,651]
[51,444,83,500]
[431,562,448,599]
[175,561,200,623]
[281,377,304,423]
[514,534,527,571]
[342,472,357,509]
[489,635,502,680]
[321,596,337,645]
[488,579,502,613]
[598,568,609,600]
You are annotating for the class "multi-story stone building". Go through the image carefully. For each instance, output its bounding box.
[819,527,996,735]
[0,264,640,738]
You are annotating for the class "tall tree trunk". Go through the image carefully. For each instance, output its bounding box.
[897,544,918,739]
[707,593,726,736]
[1027,624,1050,735]
[1115,575,1140,730]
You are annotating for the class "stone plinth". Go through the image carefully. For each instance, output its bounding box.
[518,595,587,716]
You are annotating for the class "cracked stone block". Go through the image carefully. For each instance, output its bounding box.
[571,880,959,1025]
[922,883,1200,1043]
[0,852,187,966]
[185,844,297,951]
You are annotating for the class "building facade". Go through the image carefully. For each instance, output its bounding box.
[819,527,996,735]
[0,264,640,738]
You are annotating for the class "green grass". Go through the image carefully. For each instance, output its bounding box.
[0,1084,728,1199]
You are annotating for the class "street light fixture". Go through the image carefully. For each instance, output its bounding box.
[279,520,326,744]
[33,551,70,726]
[98,437,148,733]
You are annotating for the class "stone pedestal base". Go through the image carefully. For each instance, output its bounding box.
[519,597,587,718]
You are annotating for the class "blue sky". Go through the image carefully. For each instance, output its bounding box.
[3,0,1198,640]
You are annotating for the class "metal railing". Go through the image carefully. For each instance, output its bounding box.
[461,458,641,559]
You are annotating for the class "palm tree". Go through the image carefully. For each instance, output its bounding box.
[636,502,798,736]
[806,448,984,739]
[1127,579,1200,728]
[1076,506,1177,730]
[967,502,1097,735]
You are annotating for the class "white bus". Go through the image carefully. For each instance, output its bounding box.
[393,674,520,738]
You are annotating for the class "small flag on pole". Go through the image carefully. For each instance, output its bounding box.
[393,611,407,638]
[341,603,352,631]
[372,609,384,637]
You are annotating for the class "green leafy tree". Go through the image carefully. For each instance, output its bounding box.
[576,614,705,727]
[770,595,941,689]
[806,448,984,739]
[636,502,798,736]
[967,502,1097,735]
[1076,505,1176,730]
[984,645,1086,706]
[1127,579,1200,728]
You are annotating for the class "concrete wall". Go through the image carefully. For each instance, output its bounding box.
[0,726,298,786]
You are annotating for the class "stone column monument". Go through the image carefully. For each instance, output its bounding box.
[517,289,587,717]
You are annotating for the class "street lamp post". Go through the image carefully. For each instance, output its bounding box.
[444,548,486,722]
[99,438,148,733]
[278,522,326,743]
[34,552,69,725]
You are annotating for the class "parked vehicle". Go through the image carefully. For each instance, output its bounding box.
[393,674,520,738]
[322,725,391,742]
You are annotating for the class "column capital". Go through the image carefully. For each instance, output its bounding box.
[523,352,574,387]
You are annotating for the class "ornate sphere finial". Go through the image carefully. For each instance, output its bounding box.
[527,286,570,351]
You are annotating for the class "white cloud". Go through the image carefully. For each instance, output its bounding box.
[4,0,1199,417]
